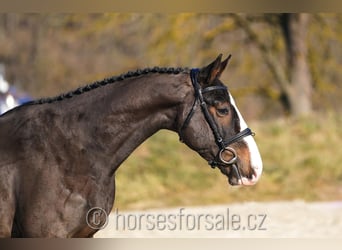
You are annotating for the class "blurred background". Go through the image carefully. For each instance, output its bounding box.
[0,13,341,210]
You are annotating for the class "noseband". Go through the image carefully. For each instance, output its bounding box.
[179,68,254,178]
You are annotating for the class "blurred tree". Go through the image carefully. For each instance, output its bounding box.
[231,13,313,116]
[0,13,341,118]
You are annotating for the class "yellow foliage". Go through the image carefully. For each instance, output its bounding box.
[0,13,341,117]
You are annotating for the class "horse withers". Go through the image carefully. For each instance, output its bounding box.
[0,54,262,237]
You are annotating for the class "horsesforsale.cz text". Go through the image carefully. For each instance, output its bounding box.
[94,207,268,232]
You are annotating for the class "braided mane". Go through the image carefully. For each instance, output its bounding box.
[25,67,189,106]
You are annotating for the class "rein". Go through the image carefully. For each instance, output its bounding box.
[179,68,254,179]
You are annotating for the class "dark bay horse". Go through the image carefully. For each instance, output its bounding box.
[0,54,262,237]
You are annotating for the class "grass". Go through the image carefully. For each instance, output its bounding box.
[114,112,342,210]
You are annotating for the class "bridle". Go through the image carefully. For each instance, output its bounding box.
[179,68,254,180]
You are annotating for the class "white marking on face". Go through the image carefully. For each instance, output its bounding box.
[229,93,263,185]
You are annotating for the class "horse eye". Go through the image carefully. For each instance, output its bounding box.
[216,108,229,116]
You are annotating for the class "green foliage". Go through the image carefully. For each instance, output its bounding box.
[115,113,342,210]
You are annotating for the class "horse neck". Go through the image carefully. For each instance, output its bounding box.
[74,73,190,174]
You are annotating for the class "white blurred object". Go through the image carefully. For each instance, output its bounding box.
[6,94,18,109]
[0,73,19,114]
[0,74,9,93]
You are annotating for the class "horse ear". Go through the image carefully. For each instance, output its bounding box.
[216,54,231,78]
[199,54,222,86]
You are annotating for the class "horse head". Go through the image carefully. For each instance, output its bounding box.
[178,54,263,186]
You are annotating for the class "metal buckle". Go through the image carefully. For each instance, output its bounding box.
[219,147,237,165]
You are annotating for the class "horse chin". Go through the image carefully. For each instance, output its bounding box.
[216,165,240,186]
[224,165,259,186]
[226,170,241,186]
[226,168,260,186]
[227,176,240,186]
